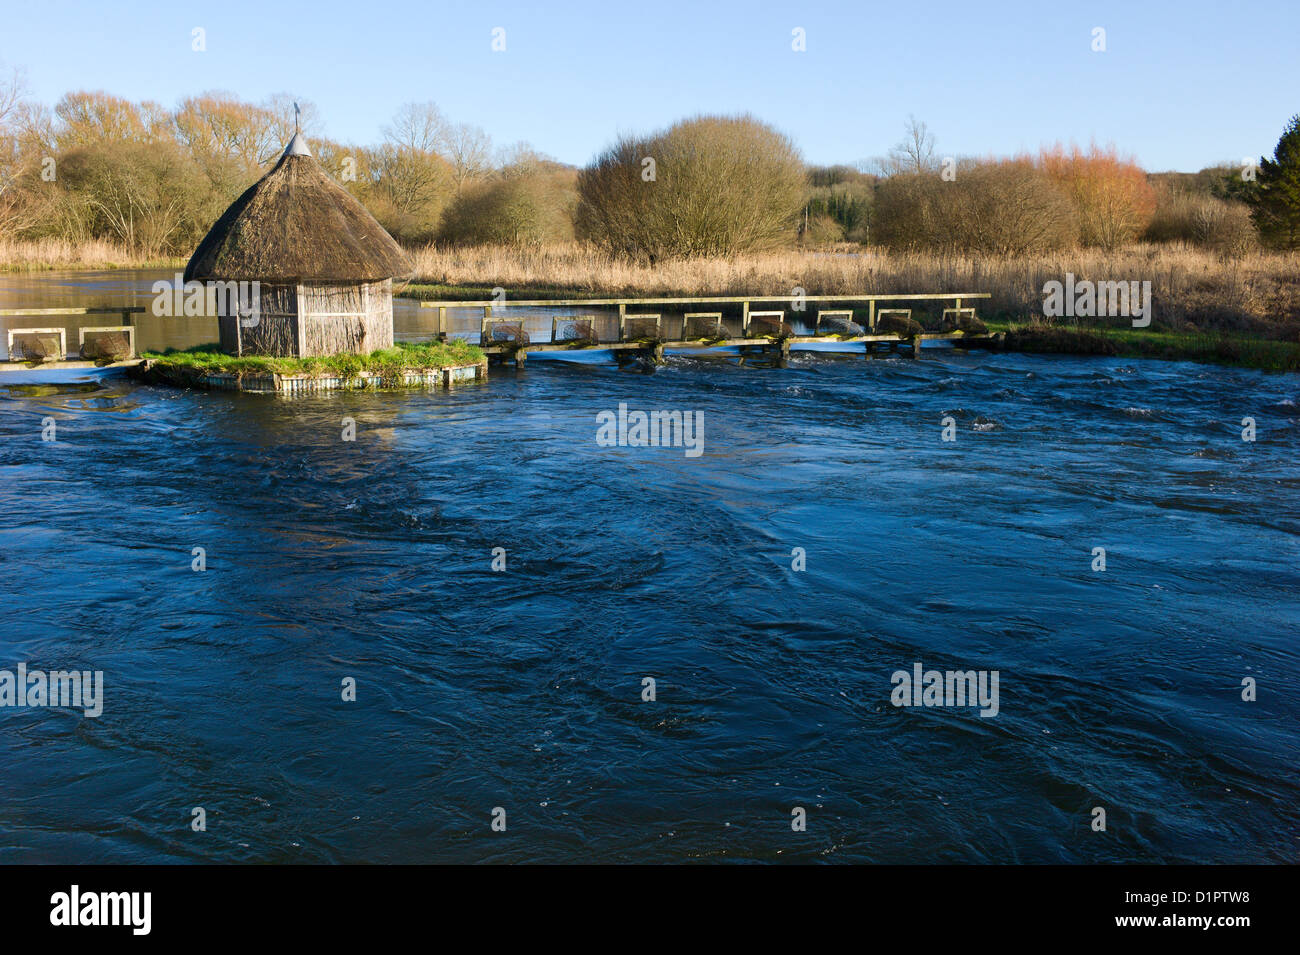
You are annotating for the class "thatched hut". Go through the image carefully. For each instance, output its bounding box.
[185,133,413,357]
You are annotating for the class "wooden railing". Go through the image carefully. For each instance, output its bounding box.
[419,293,991,343]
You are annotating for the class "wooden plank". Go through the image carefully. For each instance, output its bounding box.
[419,292,992,309]
[295,283,307,357]
[0,307,147,316]
[467,331,1005,356]
[475,334,913,355]
[0,358,142,372]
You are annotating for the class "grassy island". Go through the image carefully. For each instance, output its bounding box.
[140,339,484,379]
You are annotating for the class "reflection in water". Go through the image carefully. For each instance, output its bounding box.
[0,269,615,355]
[2,269,844,358]
[0,382,100,398]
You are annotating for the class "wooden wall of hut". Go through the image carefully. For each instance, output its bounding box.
[217,279,393,357]
[218,283,297,356]
[301,279,393,356]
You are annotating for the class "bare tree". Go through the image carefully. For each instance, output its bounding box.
[862,116,940,176]
[889,115,937,174]
[173,93,277,170]
[384,101,448,154]
[0,64,36,232]
[495,141,554,178]
[265,93,320,146]
[439,121,493,193]
[0,62,25,130]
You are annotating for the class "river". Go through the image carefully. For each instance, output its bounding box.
[1,271,1297,862]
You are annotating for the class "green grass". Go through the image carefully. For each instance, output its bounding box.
[989,320,1300,372]
[142,339,485,379]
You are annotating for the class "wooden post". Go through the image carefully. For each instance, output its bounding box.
[618,303,627,342]
[482,305,492,343]
[296,283,307,357]
[437,306,447,342]
[742,300,750,337]
[868,299,877,330]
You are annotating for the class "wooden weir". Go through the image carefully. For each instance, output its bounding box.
[419,293,998,366]
[0,307,146,371]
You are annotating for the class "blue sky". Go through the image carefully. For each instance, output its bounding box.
[2,0,1296,171]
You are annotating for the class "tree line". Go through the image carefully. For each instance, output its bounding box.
[0,80,578,256]
[1,66,1297,261]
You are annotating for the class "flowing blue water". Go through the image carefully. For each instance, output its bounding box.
[1,321,1298,862]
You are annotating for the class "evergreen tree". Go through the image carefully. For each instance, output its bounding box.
[1247,114,1300,249]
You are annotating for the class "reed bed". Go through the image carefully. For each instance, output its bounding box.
[407,242,1300,337]
[0,238,186,272]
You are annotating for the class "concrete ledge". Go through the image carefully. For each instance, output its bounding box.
[0,358,144,373]
[132,360,488,394]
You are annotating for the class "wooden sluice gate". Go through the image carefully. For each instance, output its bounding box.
[0,307,145,372]
[418,293,1000,367]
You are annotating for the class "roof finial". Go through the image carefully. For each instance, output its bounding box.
[282,103,312,159]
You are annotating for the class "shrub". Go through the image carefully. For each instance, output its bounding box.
[576,114,806,259]
[873,159,1077,254]
[1038,144,1157,248]
[439,159,577,246]
[1145,183,1256,252]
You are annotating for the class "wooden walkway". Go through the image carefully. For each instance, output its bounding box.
[418,292,997,365]
[475,331,1003,365]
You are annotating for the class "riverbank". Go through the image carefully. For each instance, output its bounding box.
[0,239,186,273]
[404,242,1300,333]
[6,242,1297,371]
[993,323,1300,372]
[394,288,1300,370]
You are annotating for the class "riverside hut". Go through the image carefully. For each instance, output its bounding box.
[184,133,413,357]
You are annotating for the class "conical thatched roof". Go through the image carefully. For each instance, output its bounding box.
[185,134,413,283]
